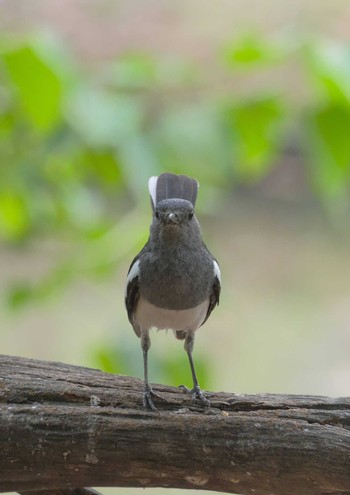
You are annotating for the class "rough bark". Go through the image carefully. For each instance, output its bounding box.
[0,354,349,495]
[18,489,101,495]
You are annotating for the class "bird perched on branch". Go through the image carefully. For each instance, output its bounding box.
[125,172,221,411]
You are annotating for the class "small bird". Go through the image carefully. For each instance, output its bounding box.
[125,172,221,411]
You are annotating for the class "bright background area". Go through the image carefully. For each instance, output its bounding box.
[1,1,350,494]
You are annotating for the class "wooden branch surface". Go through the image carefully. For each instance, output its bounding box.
[0,354,349,495]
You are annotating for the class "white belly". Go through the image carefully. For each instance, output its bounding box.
[135,296,209,332]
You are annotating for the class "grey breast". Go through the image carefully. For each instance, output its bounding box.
[140,251,214,310]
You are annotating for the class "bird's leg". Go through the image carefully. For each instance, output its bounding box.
[141,330,166,412]
[179,331,210,406]
[141,330,157,411]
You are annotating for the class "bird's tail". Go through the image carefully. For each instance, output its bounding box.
[174,329,187,340]
[148,173,199,210]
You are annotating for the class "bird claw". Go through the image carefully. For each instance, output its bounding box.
[143,384,168,412]
[179,384,210,406]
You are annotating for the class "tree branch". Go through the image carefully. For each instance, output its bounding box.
[18,489,102,495]
[1,354,349,495]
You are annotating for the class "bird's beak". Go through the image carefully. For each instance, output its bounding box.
[166,213,179,224]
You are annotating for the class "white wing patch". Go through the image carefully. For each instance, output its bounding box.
[213,260,221,283]
[125,259,140,296]
[148,176,158,208]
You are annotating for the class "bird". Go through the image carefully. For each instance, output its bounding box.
[125,172,221,411]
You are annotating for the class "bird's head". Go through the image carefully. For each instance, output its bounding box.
[154,199,194,225]
[150,198,201,243]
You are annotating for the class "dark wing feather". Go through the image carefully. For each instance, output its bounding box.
[156,173,199,206]
[201,273,221,327]
[125,240,151,337]
[125,275,141,336]
[200,242,221,326]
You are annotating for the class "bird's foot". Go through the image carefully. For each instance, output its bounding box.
[143,384,167,412]
[179,384,211,406]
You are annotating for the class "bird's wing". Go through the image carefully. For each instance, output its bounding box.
[201,258,221,327]
[125,241,150,336]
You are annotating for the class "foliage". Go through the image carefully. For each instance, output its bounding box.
[1,30,350,306]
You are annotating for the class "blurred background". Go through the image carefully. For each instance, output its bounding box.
[1,0,350,492]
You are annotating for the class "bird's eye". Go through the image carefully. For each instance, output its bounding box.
[188,211,194,220]
[155,211,160,219]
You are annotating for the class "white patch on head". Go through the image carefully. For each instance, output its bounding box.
[125,259,140,296]
[213,260,221,283]
[148,176,158,208]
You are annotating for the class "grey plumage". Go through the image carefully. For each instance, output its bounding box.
[125,172,220,411]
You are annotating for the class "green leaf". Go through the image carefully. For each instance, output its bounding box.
[226,97,284,181]
[82,150,122,187]
[304,104,350,198]
[304,40,350,104]
[2,39,64,132]
[93,346,128,374]
[6,283,34,309]
[223,33,282,68]
[0,192,30,241]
